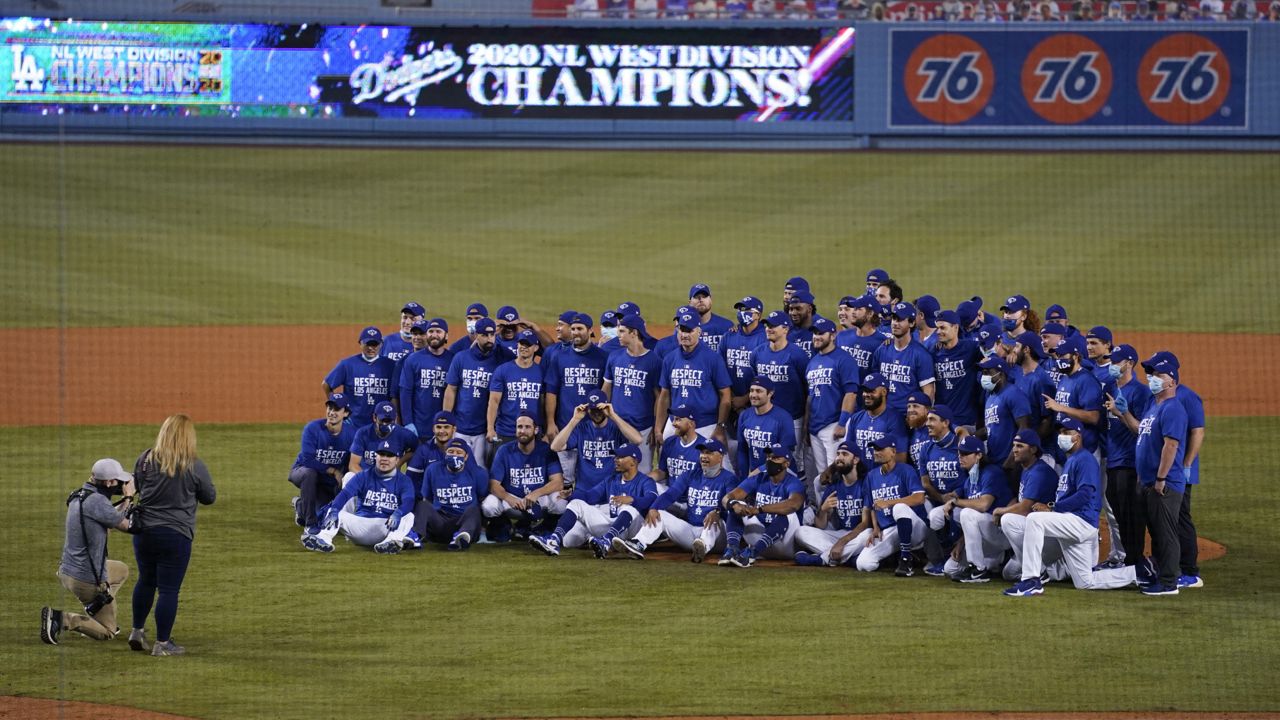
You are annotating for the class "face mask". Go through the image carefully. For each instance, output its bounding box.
[1002,318,1018,332]
[968,464,980,481]
[1108,363,1123,380]
[765,460,786,476]
[1057,434,1075,453]
[979,375,997,392]
[1147,376,1165,394]
[465,320,477,334]
[600,326,619,341]
[738,310,754,326]
[1056,356,1074,372]
[94,481,122,498]
[446,455,466,472]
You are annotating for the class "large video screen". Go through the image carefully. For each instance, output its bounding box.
[0,18,855,122]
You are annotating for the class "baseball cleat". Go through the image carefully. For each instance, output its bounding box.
[292,497,305,527]
[691,538,708,564]
[1003,578,1045,596]
[374,538,402,555]
[612,537,646,560]
[923,562,945,577]
[448,531,471,551]
[402,530,423,550]
[1141,583,1180,596]
[588,536,611,559]
[128,628,150,652]
[1177,574,1203,589]
[530,534,560,557]
[793,551,825,567]
[717,545,740,566]
[1136,557,1157,585]
[40,607,62,646]
[895,555,915,577]
[302,534,334,553]
[731,548,756,568]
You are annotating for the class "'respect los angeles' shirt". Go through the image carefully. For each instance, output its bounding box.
[572,473,659,516]
[445,344,504,436]
[567,419,627,490]
[735,470,806,525]
[491,440,563,497]
[753,342,811,419]
[873,340,936,414]
[399,347,454,433]
[864,463,926,529]
[658,433,703,482]
[736,405,797,480]
[921,432,964,495]
[843,407,908,468]
[488,360,545,436]
[604,348,663,431]
[983,383,1033,465]
[330,468,416,520]
[721,324,768,397]
[325,353,397,428]
[660,343,732,428]
[1135,396,1188,492]
[295,419,356,474]
[422,461,489,515]
[653,466,737,525]
[544,344,609,429]
[820,477,868,531]
[805,349,859,430]
[349,423,416,470]
[931,339,983,427]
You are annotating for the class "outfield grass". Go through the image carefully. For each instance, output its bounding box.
[3,144,1279,333]
[3,419,1277,719]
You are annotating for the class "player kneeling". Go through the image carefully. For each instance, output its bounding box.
[482,414,567,542]
[794,442,874,568]
[409,439,489,551]
[718,445,807,568]
[612,438,736,562]
[303,441,415,555]
[529,444,656,557]
[856,436,928,577]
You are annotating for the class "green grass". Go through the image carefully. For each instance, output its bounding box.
[2,144,1278,333]
[2,419,1277,719]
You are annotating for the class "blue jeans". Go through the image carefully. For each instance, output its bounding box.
[132,527,193,642]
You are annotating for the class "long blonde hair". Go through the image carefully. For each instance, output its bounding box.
[152,414,197,476]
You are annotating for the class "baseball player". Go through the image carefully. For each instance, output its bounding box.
[529,444,657,557]
[735,377,797,482]
[550,389,646,492]
[543,312,609,481]
[494,305,542,357]
[913,295,941,351]
[843,373,909,470]
[487,329,545,452]
[323,326,398,428]
[652,305,695,362]
[390,318,428,419]
[443,317,504,465]
[836,295,885,398]
[998,295,1035,339]
[930,309,983,427]
[1100,344,1153,569]
[722,296,768,408]
[1084,325,1125,569]
[919,403,967,575]
[719,445,807,567]
[688,283,733,353]
[1174,359,1206,589]
[1003,418,1145,596]
[612,437,737,562]
[1132,351,1190,595]
[597,310,622,355]
[904,391,933,471]
[794,442,872,567]
[753,310,810,473]
[1038,324,1069,390]
[601,313,662,472]
[864,268,890,295]
[1043,335,1104,457]
[1043,303,1079,338]
[976,354,1033,486]
[345,401,416,485]
[992,429,1061,581]
[872,302,936,414]
[541,310,580,368]
[654,310,732,443]
[483,413,566,542]
[382,302,426,363]
[782,276,809,310]
[947,435,1014,582]
[405,411,459,491]
[652,404,705,491]
[289,393,356,531]
[785,291,818,358]
[399,318,455,436]
[805,316,859,484]
[446,302,490,356]
[302,441,416,555]
[408,438,489,551]
[1012,330,1053,433]
[855,435,928,577]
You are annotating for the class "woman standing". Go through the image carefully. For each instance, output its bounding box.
[129,414,216,657]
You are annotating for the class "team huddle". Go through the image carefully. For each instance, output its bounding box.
[287,271,1206,597]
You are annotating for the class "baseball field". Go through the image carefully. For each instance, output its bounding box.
[1,143,1278,720]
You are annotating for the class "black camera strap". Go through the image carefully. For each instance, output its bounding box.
[66,488,107,591]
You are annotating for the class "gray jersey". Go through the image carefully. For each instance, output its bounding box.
[58,484,124,585]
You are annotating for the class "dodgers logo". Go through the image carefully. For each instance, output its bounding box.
[903,34,994,124]
[1138,33,1231,125]
[1020,34,1112,124]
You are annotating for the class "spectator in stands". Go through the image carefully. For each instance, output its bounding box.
[1266,0,1280,18]
[1200,0,1224,17]
[785,0,812,16]
[667,0,691,18]
[816,0,840,17]
[905,2,923,17]
[1011,0,1034,19]
[961,2,977,18]
[692,0,720,16]
[1038,1,1059,19]
[724,0,749,15]
[1228,0,1254,17]
[1132,0,1155,18]
[941,0,964,19]
[871,2,888,18]
[1104,1,1126,19]
[842,0,872,17]
[568,0,602,18]
[635,0,660,17]
[604,0,628,17]
[750,0,778,16]
[1073,0,1097,19]
[978,0,1003,19]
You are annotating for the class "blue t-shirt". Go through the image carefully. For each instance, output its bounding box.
[1105,379,1153,469]
[844,407,908,468]
[349,423,417,470]
[654,466,737,525]
[721,324,768,396]
[698,313,734,354]
[961,464,1013,513]
[1135,397,1189,491]
[735,470,806,524]
[381,333,415,364]
[604,348,663,430]
[1176,384,1205,485]
[787,325,815,358]
[1015,363,1054,430]
[444,345,504,436]
[931,340,983,427]
[572,473,659,515]
[983,383,1033,464]
[658,433,704,481]
[653,334,680,362]
[836,329,884,404]
[864,463,926,529]
[753,342,810,419]
[806,348,859,429]
[660,343,732,428]
[1053,370,1105,453]
[398,348,454,433]
[331,468,415,520]
[873,340,936,414]
[820,477,868,531]
[490,439,563,496]
[567,419,626,490]
[907,425,931,471]
[422,461,489,514]
[1054,449,1103,527]
[324,354,397,428]
[488,360,545,436]
[736,405,797,479]
[543,344,609,429]
[295,419,355,474]
[921,432,965,495]
[1017,460,1058,504]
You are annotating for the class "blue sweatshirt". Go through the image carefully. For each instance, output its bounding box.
[572,472,659,515]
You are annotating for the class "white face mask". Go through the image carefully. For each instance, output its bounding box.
[466,319,477,334]
[1147,376,1165,394]
[1057,434,1075,453]
[979,375,997,392]
[601,326,619,342]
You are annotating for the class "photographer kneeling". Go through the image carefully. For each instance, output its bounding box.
[41,458,137,646]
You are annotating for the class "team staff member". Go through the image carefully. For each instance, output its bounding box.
[41,459,137,646]
[289,394,355,531]
[597,310,622,355]
[602,313,662,472]
[654,311,732,442]
[130,414,217,657]
[1043,335,1104,455]
[1101,344,1153,568]
[399,318,454,435]
[1133,351,1189,596]
[323,326,397,429]
[487,330,545,452]
[443,318,503,465]
[873,302,936,414]
[688,283,733,353]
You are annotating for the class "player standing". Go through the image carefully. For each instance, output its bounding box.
[323,327,397,429]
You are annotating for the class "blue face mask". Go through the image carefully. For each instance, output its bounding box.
[1002,318,1019,332]
[1108,363,1123,380]
[446,455,466,472]
[738,310,755,326]
[1147,376,1165,395]
[979,374,997,392]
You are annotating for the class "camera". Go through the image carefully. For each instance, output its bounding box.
[84,590,113,616]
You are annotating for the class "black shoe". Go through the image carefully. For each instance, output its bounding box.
[961,567,996,584]
[40,607,63,645]
[952,564,976,582]
[895,556,915,577]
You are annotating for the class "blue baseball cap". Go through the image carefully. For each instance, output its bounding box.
[496,305,520,323]
[1040,323,1069,338]
[1000,332,1020,347]
[860,372,888,391]
[696,438,726,454]
[690,283,711,298]
[1013,428,1041,449]
[870,435,898,450]
[838,295,860,308]
[1110,344,1138,365]
[432,411,457,426]
[889,302,916,320]
[669,404,695,421]
[620,314,647,333]
[600,310,619,327]
[1059,417,1084,433]
[615,302,640,317]
[466,303,489,317]
[446,438,471,454]
[375,440,399,456]
[1087,326,1114,345]
[515,330,538,345]
[1045,304,1068,322]
[969,296,985,310]
[928,403,955,424]
[762,310,791,328]
[765,444,792,460]
[978,329,999,351]
[1142,351,1180,382]
[359,326,383,344]
[409,319,430,333]
[1055,334,1087,357]
[570,312,593,329]
[734,296,764,313]
[402,301,426,317]
[585,389,608,406]
[978,355,1010,374]
[427,317,448,332]
[836,440,855,456]
[811,316,837,334]
[750,376,776,392]
[374,401,396,421]
[956,300,980,329]
[673,305,694,319]
[1016,331,1047,359]
[559,309,579,323]
[915,295,941,327]
[326,392,350,410]
[788,290,816,306]
[473,318,496,335]
[785,277,810,293]
[866,268,890,284]
[613,443,641,461]
[1000,295,1030,314]
[957,436,985,455]
[851,294,878,311]
[905,391,931,408]
[675,312,701,331]
[935,309,961,326]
